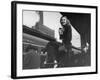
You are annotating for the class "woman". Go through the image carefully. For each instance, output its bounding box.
[59,16,72,54]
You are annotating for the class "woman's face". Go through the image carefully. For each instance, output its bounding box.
[60,16,69,26]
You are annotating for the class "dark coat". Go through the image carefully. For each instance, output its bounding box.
[59,24,72,45]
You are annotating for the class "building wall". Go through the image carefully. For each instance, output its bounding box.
[35,22,55,38]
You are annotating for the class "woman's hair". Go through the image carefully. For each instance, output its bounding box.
[60,16,71,26]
